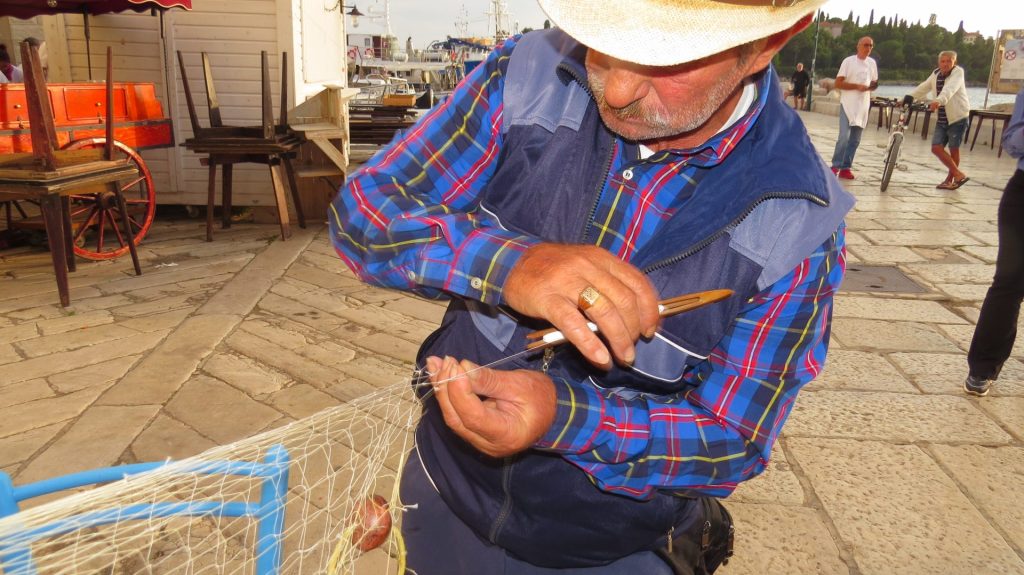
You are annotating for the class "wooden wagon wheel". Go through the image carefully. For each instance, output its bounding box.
[63,138,156,260]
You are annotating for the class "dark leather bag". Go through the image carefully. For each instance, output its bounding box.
[654,497,735,575]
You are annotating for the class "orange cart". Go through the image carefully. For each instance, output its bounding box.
[0,81,173,259]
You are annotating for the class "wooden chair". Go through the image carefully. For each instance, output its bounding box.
[177,51,306,242]
[0,44,141,307]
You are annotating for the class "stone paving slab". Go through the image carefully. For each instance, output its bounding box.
[47,355,141,394]
[787,390,1013,444]
[872,218,996,232]
[860,230,982,246]
[834,296,966,323]
[0,378,53,408]
[130,413,219,462]
[16,405,160,484]
[0,329,169,386]
[724,503,849,574]
[730,443,804,506]
[903,262,995,285]
[845,245,927,263]
[0,342,19,365]
[806,349,917,393]
[788,438,1024,575]
[96,315,240,406]
[831,318,963,353]
[165,374,285,445]
[928,444,1024,550]
[0,423,64,472]
[976,397,1024,439]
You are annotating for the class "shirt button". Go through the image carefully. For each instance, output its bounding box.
[470,277,483,289]
[407,270,416,281]
[622,168,634,181]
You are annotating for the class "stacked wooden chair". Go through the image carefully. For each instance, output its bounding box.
[177,51,306,242]
[0,43,141,307]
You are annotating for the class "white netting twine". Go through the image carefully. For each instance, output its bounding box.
[0,378,425,575]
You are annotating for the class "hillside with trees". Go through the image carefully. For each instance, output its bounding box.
[776,10,996,85]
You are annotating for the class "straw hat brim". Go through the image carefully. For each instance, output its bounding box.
[537,0,827,67]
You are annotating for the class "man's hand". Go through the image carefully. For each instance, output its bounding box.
[428,356,557,458]
[503,243,660,368]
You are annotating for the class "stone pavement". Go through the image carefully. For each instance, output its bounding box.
[1,110,1022,574]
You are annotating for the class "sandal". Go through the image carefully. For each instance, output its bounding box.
[936,179,953,189]
[949,176,970,190]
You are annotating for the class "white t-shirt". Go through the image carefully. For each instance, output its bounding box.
[836,55,878,128]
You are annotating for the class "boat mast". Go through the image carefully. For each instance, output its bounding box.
[486,0,511,43]
[454,4,470,37]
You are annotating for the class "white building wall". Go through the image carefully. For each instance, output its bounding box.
[60,10,174,201]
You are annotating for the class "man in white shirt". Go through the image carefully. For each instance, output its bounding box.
[830,37,878,180]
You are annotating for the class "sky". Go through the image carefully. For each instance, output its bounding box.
[352,1,1011,51]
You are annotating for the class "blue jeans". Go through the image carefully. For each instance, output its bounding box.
[831,107,863,170]
[399,448,674,575]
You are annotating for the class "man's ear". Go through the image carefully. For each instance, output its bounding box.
[746,13,815,73]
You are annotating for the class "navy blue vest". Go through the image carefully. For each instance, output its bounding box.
[414,30,854,568]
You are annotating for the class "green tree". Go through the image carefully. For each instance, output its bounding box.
[876,39,905,71]
[777,11,992,85]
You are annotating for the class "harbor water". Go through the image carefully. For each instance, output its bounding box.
[873,84,1017,107]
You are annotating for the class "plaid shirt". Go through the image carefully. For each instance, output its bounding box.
[330,36,846,499]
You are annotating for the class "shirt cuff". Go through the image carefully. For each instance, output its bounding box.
[445,228,540,305]
[535,377,605,454]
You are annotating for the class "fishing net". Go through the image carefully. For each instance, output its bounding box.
[0,379,424,575]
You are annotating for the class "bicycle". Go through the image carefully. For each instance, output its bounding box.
[880,95,915,192]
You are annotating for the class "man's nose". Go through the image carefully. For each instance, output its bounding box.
[602,67,650,110]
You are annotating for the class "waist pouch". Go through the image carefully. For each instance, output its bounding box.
[654,497,735,575]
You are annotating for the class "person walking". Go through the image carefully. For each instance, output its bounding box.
[965,85,1024,396]
[330,0,854,572]
[909,50,971,190]
[790,62,810,110]
[0,45,23,83]
[830,37,878,180]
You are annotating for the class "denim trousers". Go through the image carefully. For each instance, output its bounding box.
[968,169,1024,379]
[831,106,864,170]
[398,448,674,575]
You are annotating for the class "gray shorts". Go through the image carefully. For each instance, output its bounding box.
[932,118,968,149]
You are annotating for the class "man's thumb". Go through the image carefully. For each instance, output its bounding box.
[458,360,506,398]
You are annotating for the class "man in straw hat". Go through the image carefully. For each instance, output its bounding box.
[330,0,853,572]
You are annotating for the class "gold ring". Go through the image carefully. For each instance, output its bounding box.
[578,286,601,311]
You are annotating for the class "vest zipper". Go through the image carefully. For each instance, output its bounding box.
[642,191,827,273]
[555,62,633,246]
[488,454,520,543]
[582,143,617,243]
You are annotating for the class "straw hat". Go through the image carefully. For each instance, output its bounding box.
[537,0,826,67]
